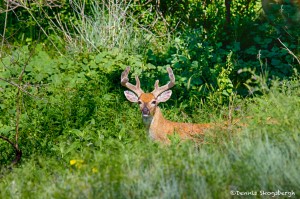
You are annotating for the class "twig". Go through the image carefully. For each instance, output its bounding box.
[0,134,22,165]
[0,135,15,148]
[14,86,21,164]
[0,77,34,96]
[0,1,9,57]
[5,1,63,56]
[277,38,300,66]
[0,78,24,166]
[0,34,40,166]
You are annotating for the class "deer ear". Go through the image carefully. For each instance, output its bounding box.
[124,91,139,102]
[157,90,172,103]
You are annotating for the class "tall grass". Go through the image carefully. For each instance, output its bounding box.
[0,0,153,54]
[64,0,147,53]
[0,78,299,198]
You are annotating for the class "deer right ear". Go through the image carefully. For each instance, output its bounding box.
[157,90,172,103]
[124,91,139,103]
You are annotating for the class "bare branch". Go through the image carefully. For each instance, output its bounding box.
[277,38,300,66]
[0,135,15,148]
[0,135,22,166]
[0,77,34,96]
[0,1,9,57]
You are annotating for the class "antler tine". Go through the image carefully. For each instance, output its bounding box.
[151,67,175,97]
[121,66,144,96]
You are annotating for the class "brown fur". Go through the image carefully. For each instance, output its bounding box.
[137,92,212,144]
[147,107,211,144]
[139,93,155,103]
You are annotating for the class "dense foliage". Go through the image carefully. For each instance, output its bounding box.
[1,0,299,198]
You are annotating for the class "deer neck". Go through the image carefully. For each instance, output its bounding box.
[142,114,153,128]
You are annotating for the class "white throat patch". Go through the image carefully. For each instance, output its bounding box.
[142,115,153,128]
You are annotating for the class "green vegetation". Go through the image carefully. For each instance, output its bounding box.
[1,0,299,198]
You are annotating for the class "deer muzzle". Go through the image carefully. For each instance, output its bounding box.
[142,107,150,116]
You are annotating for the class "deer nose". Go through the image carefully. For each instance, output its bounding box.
[142,107,150,116]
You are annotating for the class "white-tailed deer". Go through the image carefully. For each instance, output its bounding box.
[121,66,212,144]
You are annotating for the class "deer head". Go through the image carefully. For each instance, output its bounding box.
[121,66,175,117]
[121,66,216,144]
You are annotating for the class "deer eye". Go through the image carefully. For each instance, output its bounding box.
[151,100,157,105]
[138,101,142,105]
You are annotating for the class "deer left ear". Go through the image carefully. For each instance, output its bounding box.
[124,90,139,103]
[157,90,172,103]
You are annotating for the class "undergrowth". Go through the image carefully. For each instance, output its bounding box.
[1,0,300,198]
[0,67,299,198]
